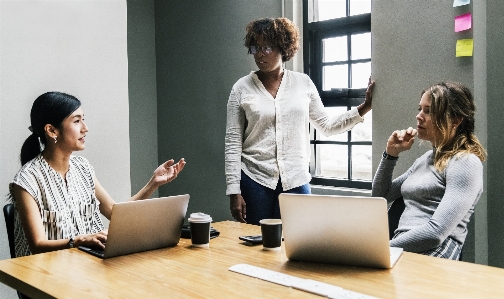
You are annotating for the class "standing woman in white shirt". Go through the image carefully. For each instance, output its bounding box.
[9,92,185,257]
[225,18,375,225]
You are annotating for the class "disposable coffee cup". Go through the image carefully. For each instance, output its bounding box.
[259,219,282,251]
[188,212,212,248]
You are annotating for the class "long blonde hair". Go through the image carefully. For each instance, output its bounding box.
[426,82,486,172]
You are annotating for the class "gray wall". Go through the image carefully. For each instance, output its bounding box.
[0,1,130,298]
[152,0,282,222]
[372,0,475,261]
[485,0,504,267]
[472,0,489,266]
[373,0,504,267]
[127,0,160,197]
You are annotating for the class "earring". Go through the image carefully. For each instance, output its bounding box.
[53,136,57,143]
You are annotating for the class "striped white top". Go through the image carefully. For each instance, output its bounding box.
[9,154,104,257]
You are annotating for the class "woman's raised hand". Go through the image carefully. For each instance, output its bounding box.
[386,127,417,157]
[151,158,186,187]
[357,77,375,117]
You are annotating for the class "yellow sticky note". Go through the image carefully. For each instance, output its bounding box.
[456,39,473,57]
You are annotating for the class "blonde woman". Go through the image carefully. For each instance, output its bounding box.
[372,82,486,260]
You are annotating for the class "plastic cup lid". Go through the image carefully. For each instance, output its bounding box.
[259,219,282,225]
[188,212,212,223]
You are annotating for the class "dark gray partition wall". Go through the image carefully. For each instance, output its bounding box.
[153,1,282,222]
[373,0,504,266]
[472,0,488,267]
[485,0,504,268]
[128,0,159,197]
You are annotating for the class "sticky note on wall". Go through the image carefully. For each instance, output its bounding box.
[453,0,470,7]
[455,13,472,32]
[456,39,473,57]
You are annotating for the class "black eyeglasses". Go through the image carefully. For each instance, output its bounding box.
[249,45,274,55]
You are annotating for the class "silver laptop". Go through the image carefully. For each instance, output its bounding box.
[279,193,403,269]
[79,194,189,259]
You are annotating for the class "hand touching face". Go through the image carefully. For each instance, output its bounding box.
[386,127,418,157]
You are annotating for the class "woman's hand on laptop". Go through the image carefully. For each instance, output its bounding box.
[151,158,186,187]
[74,230,108,249]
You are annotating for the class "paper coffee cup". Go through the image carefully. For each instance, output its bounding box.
[188,213,212,248]
[259,219,282,251]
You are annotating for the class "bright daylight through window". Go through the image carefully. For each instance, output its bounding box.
[304,0,372,189]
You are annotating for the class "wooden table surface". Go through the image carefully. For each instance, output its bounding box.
[0,221,503,299]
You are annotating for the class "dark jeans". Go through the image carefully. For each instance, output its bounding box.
[240,171,311,225]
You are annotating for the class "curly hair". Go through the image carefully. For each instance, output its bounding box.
[244,18,300,62]
[424,82,486,172]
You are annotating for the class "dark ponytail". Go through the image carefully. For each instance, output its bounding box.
[20,134,42,165]
[20,92,81,165]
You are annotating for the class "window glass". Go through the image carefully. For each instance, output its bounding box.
[316,0,346,21]
[351,61,371,88]
[323,64,348,90]
[318,107,348,141]
[323,36,348,62]
[351,32,371,60]
[307,0,372,187]
[319,144,348,178]
[351,145,372,180]
[351,108,371,141]
[350,0,371,16]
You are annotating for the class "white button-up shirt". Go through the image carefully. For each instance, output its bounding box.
[225,70,364,195]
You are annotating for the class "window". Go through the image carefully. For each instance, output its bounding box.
[303,0,372,189]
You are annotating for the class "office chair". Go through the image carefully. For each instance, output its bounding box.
[3,203,16,259]
[387,197,464,261]
[3,203,31,299]
[387,197,405,240]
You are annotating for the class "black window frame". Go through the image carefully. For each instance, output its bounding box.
[303,0,372,189]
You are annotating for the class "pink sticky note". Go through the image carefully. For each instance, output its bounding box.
[455,13,472,32]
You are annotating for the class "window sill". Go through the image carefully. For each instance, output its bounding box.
[310,184,371,197]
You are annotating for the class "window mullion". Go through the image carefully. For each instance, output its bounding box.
[305,0,372,188]
[347,104,352,180]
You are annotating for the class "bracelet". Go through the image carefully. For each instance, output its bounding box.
[382,150,398,160]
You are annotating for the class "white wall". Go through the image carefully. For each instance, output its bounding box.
[0,1,129,297]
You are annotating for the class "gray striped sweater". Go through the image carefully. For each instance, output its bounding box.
[372,150,483,253]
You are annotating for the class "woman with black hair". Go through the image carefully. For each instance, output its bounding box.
[9,92,186,257]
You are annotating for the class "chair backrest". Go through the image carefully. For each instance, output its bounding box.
[387,197,405,240]
[4,203,40,299]
[3,203,16,259]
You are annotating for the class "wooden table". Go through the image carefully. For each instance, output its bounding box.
[0,221,503,298]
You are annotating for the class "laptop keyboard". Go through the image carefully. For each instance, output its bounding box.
[78,246,105,258]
